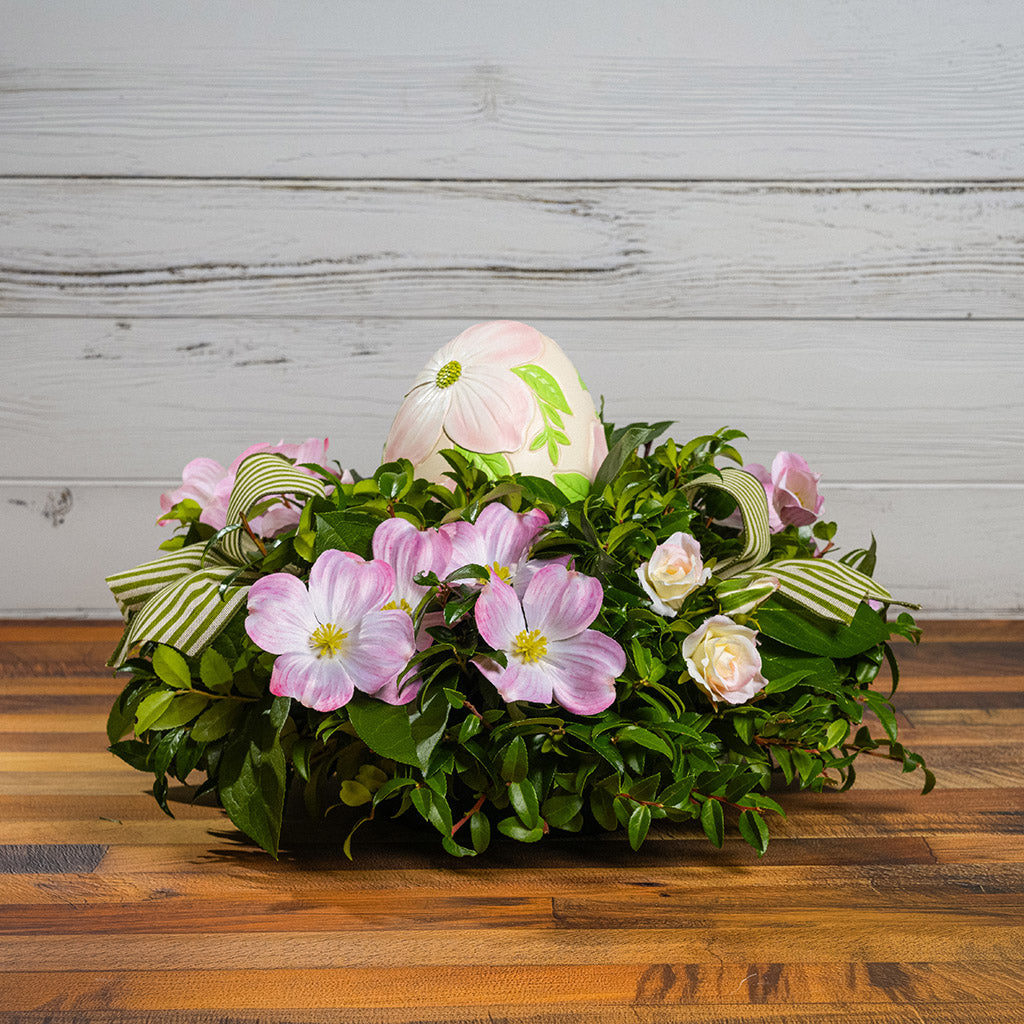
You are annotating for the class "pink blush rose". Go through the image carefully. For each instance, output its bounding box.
[682,615,768,706]
[771,452,823,527]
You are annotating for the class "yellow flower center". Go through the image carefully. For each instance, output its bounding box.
[488,561,512,584]
[382,598,414,616]
[309,622,348,659]
[512,628,548,664]
[435,359,463,389]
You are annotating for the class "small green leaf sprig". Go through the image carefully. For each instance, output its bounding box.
[109,424,929,860]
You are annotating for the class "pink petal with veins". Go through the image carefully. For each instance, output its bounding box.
[474,576,526,650]
[245,574,319,653]
[308,552,392,627]
[270,651,355,712]
[522,563,603,641]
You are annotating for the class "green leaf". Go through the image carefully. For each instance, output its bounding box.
[862,690,899,743]
[218,698,289,857]
[314,510,380,560]
[347,694,419,767]
[541,794,584,828]
[409,689,451,771]
[628,804,652,851]
[106,677,158,743]
[757,599,889,658]
[340,780,373,806]
[191,699,243,742]
[451,445,512,480]
[134,690,175,734]
[510,363,571,413]
[516,475,574,506]
[589,786,618,831]
[700,797,725,848]
[823,719,849,751]
[592,425,651,494]
[469,810,491,852]
[152,645,191,689]
[616,725,673,760]
[738,809,769,856]
[458,714,482,743]
[151,692,209,730]
[500,736,529,783]
[410,786,453,837]
[199,648,234,693]
[508,779,541,829]
[552,472,591,503]
[496,816,544,843]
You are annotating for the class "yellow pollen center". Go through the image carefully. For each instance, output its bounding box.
[309,622,348,659]
[382,598,414,616]
[512,628,548,664]
[488,562,512,584]
[435,359,463,389]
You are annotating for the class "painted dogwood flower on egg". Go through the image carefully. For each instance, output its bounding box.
[384,321,545,466]
[245,550,415,712]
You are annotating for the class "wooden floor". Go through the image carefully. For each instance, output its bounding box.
[0,620,1022,1023]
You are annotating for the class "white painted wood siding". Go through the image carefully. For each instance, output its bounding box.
[1,0,1022,616]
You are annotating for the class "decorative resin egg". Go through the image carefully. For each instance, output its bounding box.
[384,321,608,496]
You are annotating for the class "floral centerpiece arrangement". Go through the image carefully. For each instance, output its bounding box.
[106,321,930,858]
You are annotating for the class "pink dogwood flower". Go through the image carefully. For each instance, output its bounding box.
[473,563,626,715]
[372,517,452,620]
[383,321,545,466]
[160,438,339,535]
[245,550,415,712]
[441,501,559,593]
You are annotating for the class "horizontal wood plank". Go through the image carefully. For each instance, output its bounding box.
[0,1009,1022,1024]
[4,318,1022,483]
[2,0,1022,178]
[3,180,1023,318]
[3,482,1021,615]
[2,960,1024,1011]
[0,1007,1021,1024]
[0,624,1020,1014]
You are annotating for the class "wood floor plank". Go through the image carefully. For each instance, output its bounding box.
[0,1008,1022,1024]
[1,1007,1022,1024]
[2,961,1024,1011]
[0,619,1020,1017]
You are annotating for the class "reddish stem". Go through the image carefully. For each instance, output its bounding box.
[451,793,487,837]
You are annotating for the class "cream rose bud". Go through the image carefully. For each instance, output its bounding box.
[682,615,768,706]
[636,532,711,617]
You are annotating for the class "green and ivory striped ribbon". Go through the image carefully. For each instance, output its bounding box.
[219,453,327,563]
[682,468,771,578]
[748,558,892,623]
[107,567,251,668]
[686,466,896,624]
[106,543,232,616]
[107,452,326,667]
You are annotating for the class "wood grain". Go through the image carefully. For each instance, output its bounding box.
[4,318,1022,483]
[2,0,1022,178]
[0,620,1021,1019]
[3,180,1023,318]
[4,481,1022,617]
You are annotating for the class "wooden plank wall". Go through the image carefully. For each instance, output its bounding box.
[1,0,1022,616]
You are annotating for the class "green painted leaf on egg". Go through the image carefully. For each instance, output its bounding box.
[511,363,572,414]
